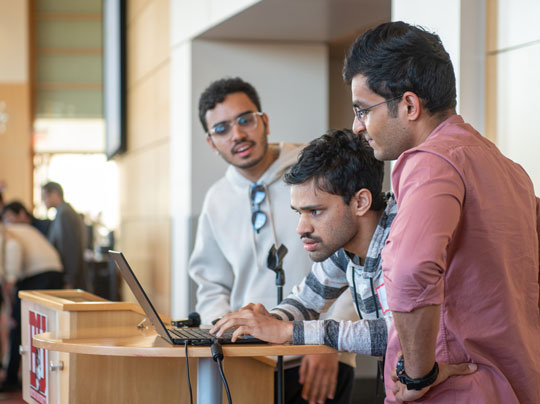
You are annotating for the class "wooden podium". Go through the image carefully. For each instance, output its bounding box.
[21,290,335,404]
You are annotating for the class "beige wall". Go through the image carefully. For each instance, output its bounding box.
[392,0,539,191]
[170,39,331,316]
[120,0,262,316]
[486,0,540,192]
[118,0,171,313]
[0,0,32,206]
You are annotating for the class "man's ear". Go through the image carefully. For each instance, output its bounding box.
[205,135,218,154]
[350,189,372,217]
[262,112,270,135]
[402,91,422,121]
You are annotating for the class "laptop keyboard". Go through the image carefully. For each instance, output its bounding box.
[168,327,234,340]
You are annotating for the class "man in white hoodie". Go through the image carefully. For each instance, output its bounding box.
[189,77,357,404]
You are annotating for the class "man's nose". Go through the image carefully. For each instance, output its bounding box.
[352,116,366,135]
[296,214,313,236]
[230,122,247,142]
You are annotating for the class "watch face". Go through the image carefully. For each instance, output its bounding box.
[396,356,405,371]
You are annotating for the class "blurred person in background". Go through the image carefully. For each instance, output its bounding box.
[2,200,51,237]
[41,182,87,290]
[0,222,63,392]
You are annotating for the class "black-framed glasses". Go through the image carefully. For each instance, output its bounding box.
[353,95,403,122]
[250,183,267,233]
[208,111,264,138]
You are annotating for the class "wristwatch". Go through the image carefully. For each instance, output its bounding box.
[396,355,439,390]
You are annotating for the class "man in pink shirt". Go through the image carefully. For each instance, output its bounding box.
[343,21,540,403]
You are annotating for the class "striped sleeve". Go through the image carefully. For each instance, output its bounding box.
[270,254,349,321]
[292,315,392,356]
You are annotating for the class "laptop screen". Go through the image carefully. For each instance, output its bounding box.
[109,250,173,344]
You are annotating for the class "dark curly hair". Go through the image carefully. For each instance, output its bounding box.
[284,129,385,210]
[1,201,31,219]
[198,77,262,132]
[343,21,456,116]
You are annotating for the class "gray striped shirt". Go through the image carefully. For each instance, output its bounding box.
[270,196,396,356]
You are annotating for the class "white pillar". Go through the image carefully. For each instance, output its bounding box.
[391,0,486,132]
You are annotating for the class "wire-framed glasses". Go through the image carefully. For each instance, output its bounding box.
[353,95,403,122]
[250,183,267,233]
[208,111,264,138]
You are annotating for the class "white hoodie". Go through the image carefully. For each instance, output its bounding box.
[189,142,357,331]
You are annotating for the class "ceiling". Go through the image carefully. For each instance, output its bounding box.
[198,0,391,56]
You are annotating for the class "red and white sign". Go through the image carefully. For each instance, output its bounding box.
[29,310,48,404]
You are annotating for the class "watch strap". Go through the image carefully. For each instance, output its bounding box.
[396,355,439,391]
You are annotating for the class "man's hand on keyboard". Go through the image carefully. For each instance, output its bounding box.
[210,303,292,344]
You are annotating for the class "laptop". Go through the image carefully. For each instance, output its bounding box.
[109,250,265,346]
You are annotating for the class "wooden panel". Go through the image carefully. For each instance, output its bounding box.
[126,0,170,87]
[68,311,147,339]
[224,357,274,404]
[117,142,171,310]
[484,54,497,143]
[118,218,170,313]
[33,332,337,357]
[70,354,195,404]
[118,146,170,218]
[0,83,32,206]
[120,0,171,315]
[127,0,152,25]
[485,0,498,53]
[0,0,28,82]
[128,63,170,151]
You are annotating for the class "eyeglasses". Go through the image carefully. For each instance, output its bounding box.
[208,111,264,138]
[250,183,267,233]
[353,95,403,122]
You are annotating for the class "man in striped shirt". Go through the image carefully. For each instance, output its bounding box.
[212,128,392,355]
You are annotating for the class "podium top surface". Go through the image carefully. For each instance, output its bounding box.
[33,331,336,358]
[19,289,137,312]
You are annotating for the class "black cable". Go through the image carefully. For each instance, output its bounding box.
[184,341,193,404]
[217,357,232,404]
[211,341,232,404]
[369,278,380,319]
[351,267,363,320]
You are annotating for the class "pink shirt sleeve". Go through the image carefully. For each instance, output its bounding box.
[383,151,465,313]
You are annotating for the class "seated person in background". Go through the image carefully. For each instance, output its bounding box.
[0,223,63,392]
[189,77,357,404]
[2,200,52,237]
[211,130,473,380]
[41,181,87,289]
